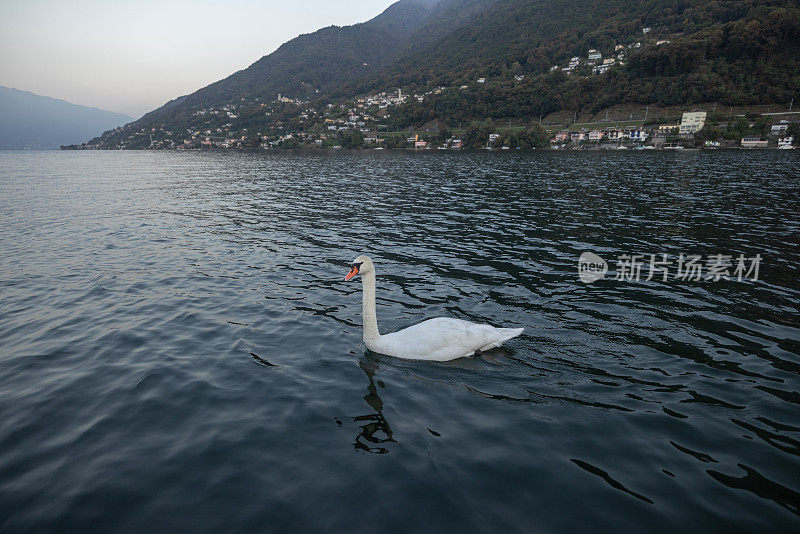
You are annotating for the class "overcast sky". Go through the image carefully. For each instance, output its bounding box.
[0,0,397,118]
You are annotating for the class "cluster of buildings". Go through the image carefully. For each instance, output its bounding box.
[729,118,794,149]
[193,104,239,119]
[549,28,678,76]
[325,114,372,132]
[550,111,707,145]
[402,134,463,149]
[742,119,795,149]
[552,126,651,144]
[358,89,407,108]
[550,111,796,149]
[552,43,635,75]
[276,94,306,104]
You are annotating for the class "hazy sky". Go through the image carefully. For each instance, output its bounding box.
[0,0,397,118]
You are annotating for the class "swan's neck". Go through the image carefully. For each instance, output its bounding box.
[361,271,380,341]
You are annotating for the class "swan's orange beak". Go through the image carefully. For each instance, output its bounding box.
[344,264,359,281]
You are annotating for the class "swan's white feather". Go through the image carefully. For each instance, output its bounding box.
[367,317,523,361]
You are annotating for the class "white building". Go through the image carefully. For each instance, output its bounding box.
[771,123,789,135]
[741,136,768,148]
[679,111,707,135]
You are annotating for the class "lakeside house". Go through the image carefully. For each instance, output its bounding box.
[679,111,707,135]
[570,130,588,142]
[778,136,794,149]
[741,135,768,148]
[553,130,570,142]
[629,128,649,142]
[588,130,604,141]
[771,122,789,135]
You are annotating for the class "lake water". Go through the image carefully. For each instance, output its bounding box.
[1,149,799,532]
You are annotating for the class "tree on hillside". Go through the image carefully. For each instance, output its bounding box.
[340,129,365,149]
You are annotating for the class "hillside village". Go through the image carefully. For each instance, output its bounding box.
[66,88,799,152]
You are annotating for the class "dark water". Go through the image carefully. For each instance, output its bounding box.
[1,149,799,532]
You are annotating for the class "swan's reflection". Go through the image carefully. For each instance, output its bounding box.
[350,348,513,453]
[353,357,396,454]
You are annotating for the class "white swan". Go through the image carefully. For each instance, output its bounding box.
[344,255,523,361]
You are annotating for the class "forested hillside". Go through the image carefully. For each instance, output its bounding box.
[355,0,800,111]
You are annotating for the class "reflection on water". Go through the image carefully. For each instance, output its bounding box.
[353,359,396,454]
[0,150,799,533]
[706,464,800,516]
[570,459,654,504]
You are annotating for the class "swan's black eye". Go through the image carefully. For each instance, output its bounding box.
[353,262,363,269]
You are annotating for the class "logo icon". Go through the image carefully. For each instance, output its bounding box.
[578,252,607,284]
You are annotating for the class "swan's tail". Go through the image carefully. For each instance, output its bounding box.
[498,327,524,342]
[481,327,524,351]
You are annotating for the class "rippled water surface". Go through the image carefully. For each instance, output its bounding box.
[1,150,799,532]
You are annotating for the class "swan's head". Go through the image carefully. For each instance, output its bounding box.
[344,255,374,281]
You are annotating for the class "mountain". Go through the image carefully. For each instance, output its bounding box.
[84,0,800,149]
[132,0,439,123]
[0,86,133,149]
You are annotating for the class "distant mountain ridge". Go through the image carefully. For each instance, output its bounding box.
[0,86,133,149]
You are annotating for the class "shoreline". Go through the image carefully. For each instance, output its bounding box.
[58,145,797,152]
